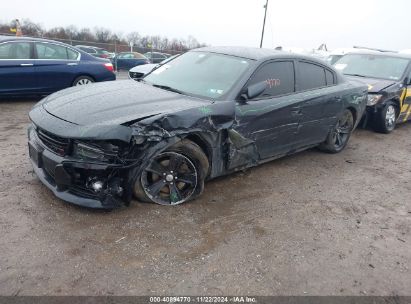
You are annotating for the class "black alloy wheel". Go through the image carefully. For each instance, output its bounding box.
[140,152,199,205]
[319,109,354,153]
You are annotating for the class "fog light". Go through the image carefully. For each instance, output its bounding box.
[91,180,104,192]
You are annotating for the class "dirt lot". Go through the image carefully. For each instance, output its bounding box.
[0,95,410,296]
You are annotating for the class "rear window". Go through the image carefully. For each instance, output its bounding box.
[36,43,71,60]
[133,53,146,59]
[298,62,327,91]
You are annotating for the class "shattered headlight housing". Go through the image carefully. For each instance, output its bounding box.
[367,94,383,106]
[72,142,118,161]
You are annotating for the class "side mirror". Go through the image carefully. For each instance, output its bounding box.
[241,81,267,101]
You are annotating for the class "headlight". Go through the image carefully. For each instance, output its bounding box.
[367,94,383,106]
[73,143,105,161]
[72,142,118,161]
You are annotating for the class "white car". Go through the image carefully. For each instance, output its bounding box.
[129,54,179,80]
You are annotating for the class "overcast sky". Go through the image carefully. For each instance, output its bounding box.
[1,0,410,51]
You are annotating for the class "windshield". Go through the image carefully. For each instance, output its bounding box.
[143,51,252,99]
[334,54,410,80]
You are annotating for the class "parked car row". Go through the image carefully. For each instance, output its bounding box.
[27,46,369,209]
[0,36,178,96]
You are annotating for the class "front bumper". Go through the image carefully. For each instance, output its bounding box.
[28,127,127,209]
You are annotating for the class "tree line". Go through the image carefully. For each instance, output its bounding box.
[0,19,208,53]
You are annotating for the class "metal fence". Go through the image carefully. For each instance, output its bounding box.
[0,33,183,55]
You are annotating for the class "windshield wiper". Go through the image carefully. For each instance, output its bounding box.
[344,73,367,78]
[152,84,185,95]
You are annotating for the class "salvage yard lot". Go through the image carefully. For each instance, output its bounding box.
[0,93,410,295]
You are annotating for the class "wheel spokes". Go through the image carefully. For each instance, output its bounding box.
[141,152,198,205]
[147,179,166,196]
[146,160,165,175]
[176,173,197,185]
[168,154,184,172]
[169,183,182,204]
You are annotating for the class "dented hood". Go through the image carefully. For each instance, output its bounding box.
[42,80,210,125]
[345,75,397,93]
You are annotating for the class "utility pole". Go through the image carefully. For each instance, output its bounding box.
[260,0,269,48]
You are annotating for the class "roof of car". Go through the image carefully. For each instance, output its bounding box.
[341,51,411,60]
[0,35,64,44]
[192,46,327,63]
[75,45,104,50]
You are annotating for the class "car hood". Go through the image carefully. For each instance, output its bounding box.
[42,80,210,126]
[130,63,157,73]
[345,75,397,93]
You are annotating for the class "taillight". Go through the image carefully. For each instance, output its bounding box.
[104,63,114,72]
[101,54,109,58]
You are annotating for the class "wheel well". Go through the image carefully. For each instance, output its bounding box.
[72,74,95,85]
[184,134,212,166]
[347,107,358,124]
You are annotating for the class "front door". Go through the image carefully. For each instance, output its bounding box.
[228,60,303,169]
[0,41,36,95]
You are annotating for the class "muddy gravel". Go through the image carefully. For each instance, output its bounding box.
[0,98,410,296]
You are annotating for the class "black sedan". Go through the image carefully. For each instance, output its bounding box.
[28,47,367,208]
[0,36,116,96]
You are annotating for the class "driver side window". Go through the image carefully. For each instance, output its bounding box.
[248,61,295,99]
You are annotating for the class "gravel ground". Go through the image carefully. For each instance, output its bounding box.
[0,94,410,296]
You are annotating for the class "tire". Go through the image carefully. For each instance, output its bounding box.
[72,76,94,86]
[133,139,209,205]
[319,109,354,154]
[372,101,397,134]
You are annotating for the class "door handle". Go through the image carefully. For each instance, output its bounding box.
[20,63,33,66]
[67,63,78,66]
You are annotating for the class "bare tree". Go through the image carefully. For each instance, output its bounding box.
[126,31,140,47]
[94,27,112,43]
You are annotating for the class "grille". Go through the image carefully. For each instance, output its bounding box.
[129,71,144,80]
[37,129,70,156]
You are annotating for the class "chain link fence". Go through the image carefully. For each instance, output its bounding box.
[0,33,184,55]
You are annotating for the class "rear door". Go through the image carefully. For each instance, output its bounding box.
[293,60,342,147]
[33,42,80,93]
[0,41,36,94]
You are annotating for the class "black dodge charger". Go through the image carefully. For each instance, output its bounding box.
[28,47,367,208]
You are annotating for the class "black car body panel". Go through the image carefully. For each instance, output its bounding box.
[28,47,367,208]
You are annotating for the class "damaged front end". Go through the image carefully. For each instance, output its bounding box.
[28,125,140,208]
[28,99,236,209]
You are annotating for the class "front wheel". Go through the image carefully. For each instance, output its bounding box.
[72,76,94,86]
[372,101,397,134]
[319,109,354,153]
[133,140,209,205]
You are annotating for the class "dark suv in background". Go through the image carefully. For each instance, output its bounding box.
[144,51,170,63]
[334,52,411,133]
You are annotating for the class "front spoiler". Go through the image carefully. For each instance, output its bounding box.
[31,159,121,209]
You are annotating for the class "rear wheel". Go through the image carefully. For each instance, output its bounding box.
[72,76,94,86]
[133,140,209,205]
[372,101,397,134]
[319,109,354,153]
